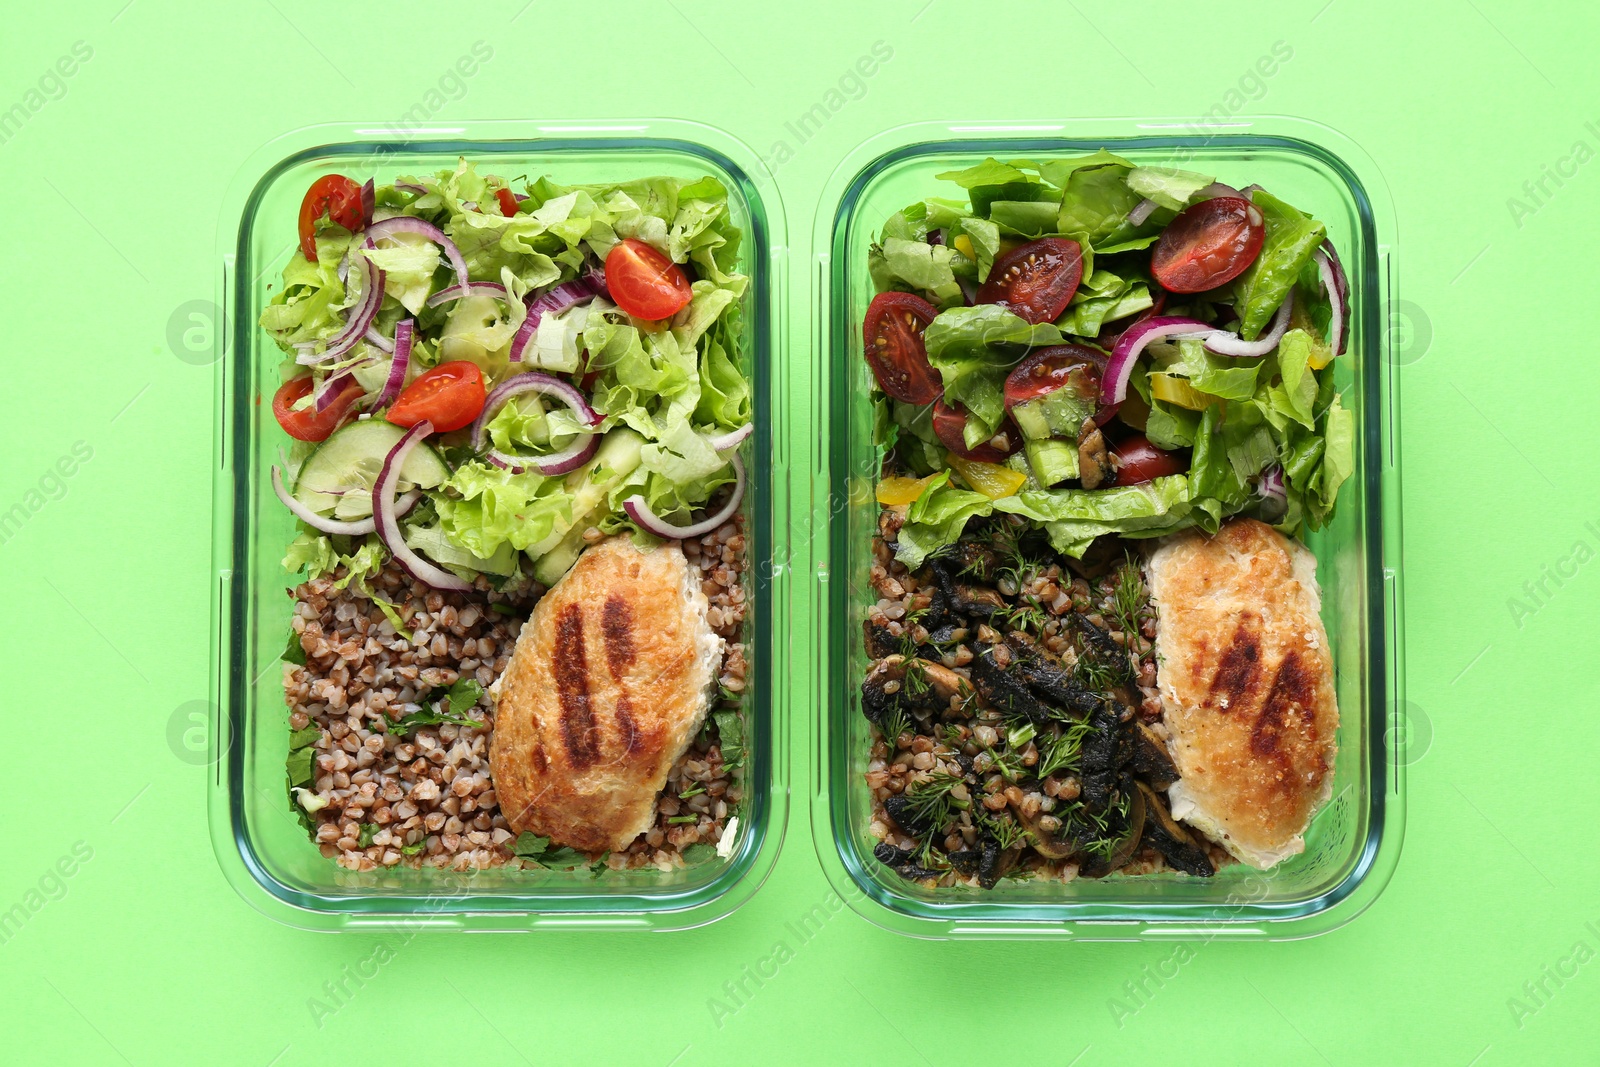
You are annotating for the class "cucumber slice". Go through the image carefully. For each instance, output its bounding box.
[1012,387,1095,441]
[523,427,645,559]
[531,510,595,587]
[293,420,450,520]
[1025,438,1080,487]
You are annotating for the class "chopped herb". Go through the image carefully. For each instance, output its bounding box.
[680,843,718,865]
[388,677,486,737]
[978,810,1028,851]
[511,832,605,872]
[1035,721,1089,780]
[401,842,426,856]
[512,832,551,858]
[714,708,745,768]
[358,823,379,848]
[286,726,320,791]
[490,602,518,616]
[538,846,590,869]
[283,630,307,666]
[678,784,706,799]
[667,815,699,825]
[899,772,968,832]
[879,703,912,749]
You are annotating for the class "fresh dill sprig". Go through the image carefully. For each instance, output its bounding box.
[902,658,931,699]
[1108,559,1148,648]
[1035,721,1090,780]
[899,772,969,832]
[878,703,911,748]
[978,810,1028,851]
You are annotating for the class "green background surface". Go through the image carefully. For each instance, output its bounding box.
[2,0,1596,1063]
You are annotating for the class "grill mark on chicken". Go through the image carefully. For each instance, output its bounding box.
[552,604,601,769]
[1250,650,1316,764]
[1205,613,1263,712]
[600,595,637,678]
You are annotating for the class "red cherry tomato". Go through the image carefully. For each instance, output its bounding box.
[932,399,1020,462]
[297,175,368,261]
[605,238,693,320]
[1002,344,1107,409]
[272,375,362,442]
[863,291,942,404]
[386,361,486,433]
[976,237,1085,325]
[1151,196,1265,294]
[495,187,520,218]
[1111,434,1188,486]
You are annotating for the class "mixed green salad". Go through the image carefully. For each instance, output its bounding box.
[864,152,1353,566]
[262,159,752,591]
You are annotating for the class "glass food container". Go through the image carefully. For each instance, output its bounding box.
[807,119,1405,940]
[209,120,789,932]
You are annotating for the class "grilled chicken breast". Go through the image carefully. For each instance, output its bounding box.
[489,537,722,853]
[1146,519,1338,869]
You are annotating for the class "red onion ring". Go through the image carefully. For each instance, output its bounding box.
[425,281,509,308]
[508,279,596,363]
[394,182,428,196]
[365,216,470,290]
[296,238,385,365]
[360,179,375,226]
[470,372,603,476]
[623,454,746,539]
[313,369,363,414]
[364,326,394,354]
[1259,464,1286,502]
[372,319,414,410]
[1197,181,1242,201]
[372,420,472,591]
[1100,316,1215,406]
[581,261,609,299]
[1202,289,1295,358]
[1127,198,1158,226]
[272,465,419,536]
[706,423,753,452]
[1314,243,1350,356]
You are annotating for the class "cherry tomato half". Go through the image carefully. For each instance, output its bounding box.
[605,238,693,320]
[932,399,1021,463]
[1150,196,1265,294]
[1111,434,1187,486]
[976,237,1085,325]
[272,375,363,442]
[863,291,942,404]
[386,361,486,434]
[298,175,368,262]
[1002,344,1107,409]
[495,187,520,218]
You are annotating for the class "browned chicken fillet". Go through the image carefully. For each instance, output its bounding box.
[489,537,722,853]
[1146,518,1339,869]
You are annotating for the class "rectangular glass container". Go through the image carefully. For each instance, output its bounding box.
[209,120,789,932]
[808,119,1405,939]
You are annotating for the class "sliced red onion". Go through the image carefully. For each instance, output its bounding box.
[926,228,945,246]
[470,372,602,475]
[509,279,595,363]
[394,181,428,196]
[1127,198,1158,226]
[272,465,418,536]
[313,370,360,413]
[360,179,375,226]
[462,201,479,212]
[1259,464,1286,501]
[956,276,978,306]
[623,454,746,539]
[1240,184,1263,200]
[1315,242,1350,355]
[1100,316,1215,406]
[706,423,753,451]
[373,420,472,591]
[336,255,350,286]
[364,326,394,353]
[425,281,509,308]
[297,239,385,365]
[581,260,609,299]
[1197,181,1241,201]
[373,319,414,409]
[1203,289,1295,358]
[365,216,470,290]
[515,193,529,203]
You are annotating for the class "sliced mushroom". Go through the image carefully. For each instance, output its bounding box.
[1077,418,1114,490]
[970,645,1059,725]
[1136,781,1215,877]
[863,616,900,660]
[953,540,1000,582]
[1103,779,1148,871]
[1078,703,1125,809]
[1004,633,1103,716]
[861,655,973,728]
[952,583,1008,620]
[1130,722,1179,789]
[1012,805,1075,860]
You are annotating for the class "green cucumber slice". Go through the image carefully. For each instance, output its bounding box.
[293,419,450,520]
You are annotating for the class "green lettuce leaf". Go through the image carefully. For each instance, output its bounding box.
[1232,190,1326,340]
[922,305,1064,431]
[894,472,994,568]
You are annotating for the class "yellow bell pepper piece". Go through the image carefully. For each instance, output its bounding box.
[946,453,1026,500]
[875,473,939,507]
[1307,341,1336,371]
[953,234,975,260]
[1150,373,1223,412]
